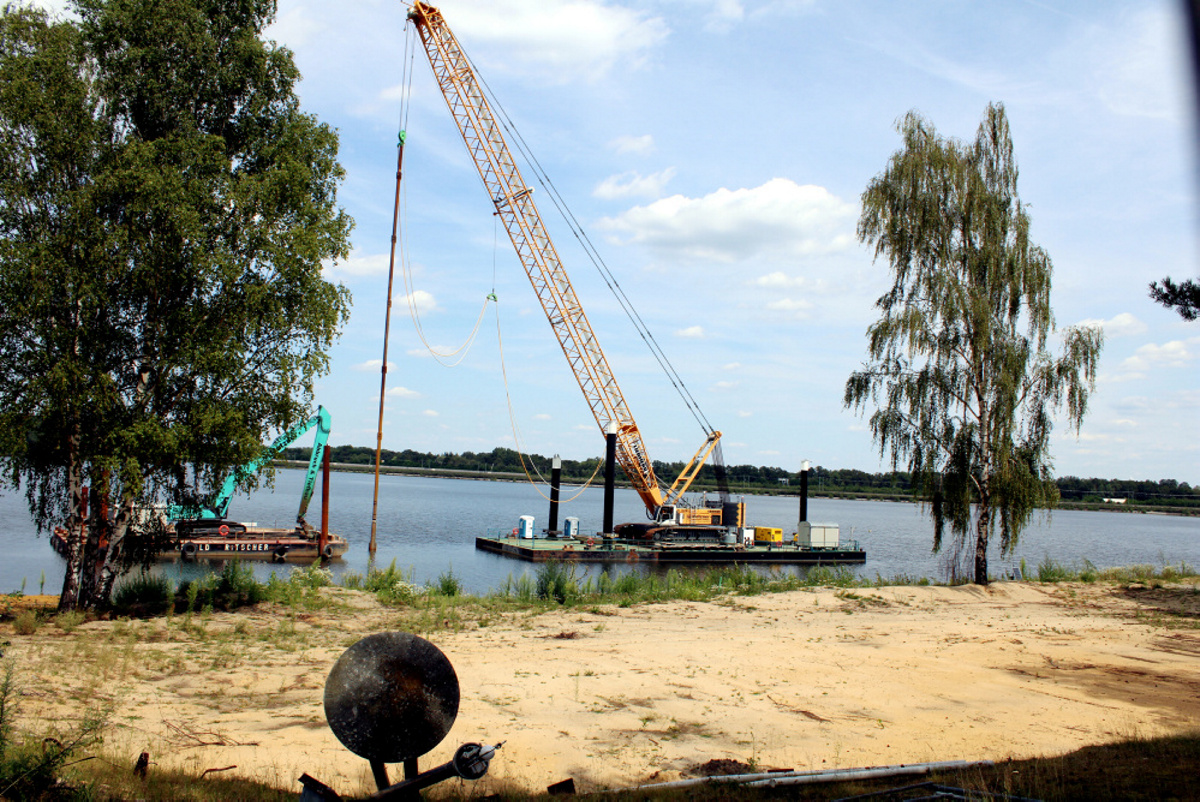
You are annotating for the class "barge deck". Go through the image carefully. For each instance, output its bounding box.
[476,534,865,564]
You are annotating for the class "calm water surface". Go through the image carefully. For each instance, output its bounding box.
[3,469,1197,595]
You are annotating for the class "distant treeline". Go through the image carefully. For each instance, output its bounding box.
[283,445,1200,512]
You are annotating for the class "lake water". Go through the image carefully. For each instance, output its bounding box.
[3,469,1198,595]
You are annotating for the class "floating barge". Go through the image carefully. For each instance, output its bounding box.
[475,533,865,564]
[51,525,348,564]
[162,527,348,562]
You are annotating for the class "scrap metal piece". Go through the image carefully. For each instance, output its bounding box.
[323,632,460,764]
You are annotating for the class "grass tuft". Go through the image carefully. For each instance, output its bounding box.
[112,571,175,617]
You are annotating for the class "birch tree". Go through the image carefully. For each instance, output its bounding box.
[0,1,352,609]
[844,103,1103,585]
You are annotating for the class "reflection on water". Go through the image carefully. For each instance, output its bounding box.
[3,469,1198,595]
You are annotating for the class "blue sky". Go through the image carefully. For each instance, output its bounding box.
[31,0,1200,484]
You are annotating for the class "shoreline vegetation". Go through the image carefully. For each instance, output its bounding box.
[276,452,1200,516]
[2,560,1198,799]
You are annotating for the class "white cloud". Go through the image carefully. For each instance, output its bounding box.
[422,409,440,417]
[1086,6,1181,121]
[1120,337,1200,371]
[324,249,391,278]
[704,0,744,31]
[737,410,753,418]
[534,413,552,420]
[352,359,395,372]
[401,290,438,314]
[22,0,75,17]
[433,0,670,81]
[609,134,655,155]
[723,362,742,370]
[765,297,814,316]
[593,168,676,200]
[1075,312,1147,337]
[711,380,739,391]
[599,178,856,264]
[387,386,420,398]
[676,325,705,339]
[754,271,809,289]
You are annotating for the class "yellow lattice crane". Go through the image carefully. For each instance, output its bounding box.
[407,2,739,531]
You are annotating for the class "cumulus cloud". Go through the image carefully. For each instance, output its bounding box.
[594,168,676,200]
[434,0,670,81]
[711,380,739,391]
[422,409,440,417]
[352,359,396,372]
[1120,337,1200,371]
[323,249,391,278]
[402,290,438,314]
[609,134,655,155]
[766,297,814,316]
[676,325,705,338]
[598,178,856,264]
[754,271,809,288]
[1075,312,1147,337]
[534,413,552,420]
[387,386,421,398]
[22,0,73,16]
[703,0,744,31]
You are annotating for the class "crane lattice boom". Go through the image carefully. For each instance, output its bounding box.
[408,1,666,512]
[408,3,733,526]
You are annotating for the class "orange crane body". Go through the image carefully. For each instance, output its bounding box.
[408,2,729,526]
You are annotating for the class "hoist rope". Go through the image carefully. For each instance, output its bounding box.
[493,299,604,503]
[468,55,716,438]
[390,13,491,367]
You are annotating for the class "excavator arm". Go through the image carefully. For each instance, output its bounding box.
[170,406,331,526]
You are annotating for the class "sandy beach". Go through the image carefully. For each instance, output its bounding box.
[8,580,1199,796]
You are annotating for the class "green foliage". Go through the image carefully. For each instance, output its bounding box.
[1036,556,1072,583]
[0,659,110,800]
[112,571,174,617]
[177,561,264,612]
[1148,276,1200,321]
[54,610,86,633]
[491,563,866,609]
[845,103,1103,584]
[12,611,38,636]
[263,563,336,610]
[361,560,424,605]
[0,0,352,611]
[431,569,463,598]
[535,561,580,604]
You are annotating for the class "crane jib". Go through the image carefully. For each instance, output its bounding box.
[407,2,726,523]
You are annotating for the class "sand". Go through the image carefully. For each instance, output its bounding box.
[8,581,1200,796]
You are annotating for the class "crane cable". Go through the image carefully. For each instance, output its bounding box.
[493,297,604,502]
[395,19,491,368]
[395,17,591,498]
[467,54,717,438]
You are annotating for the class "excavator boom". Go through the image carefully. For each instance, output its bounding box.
[169,406,331,526]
